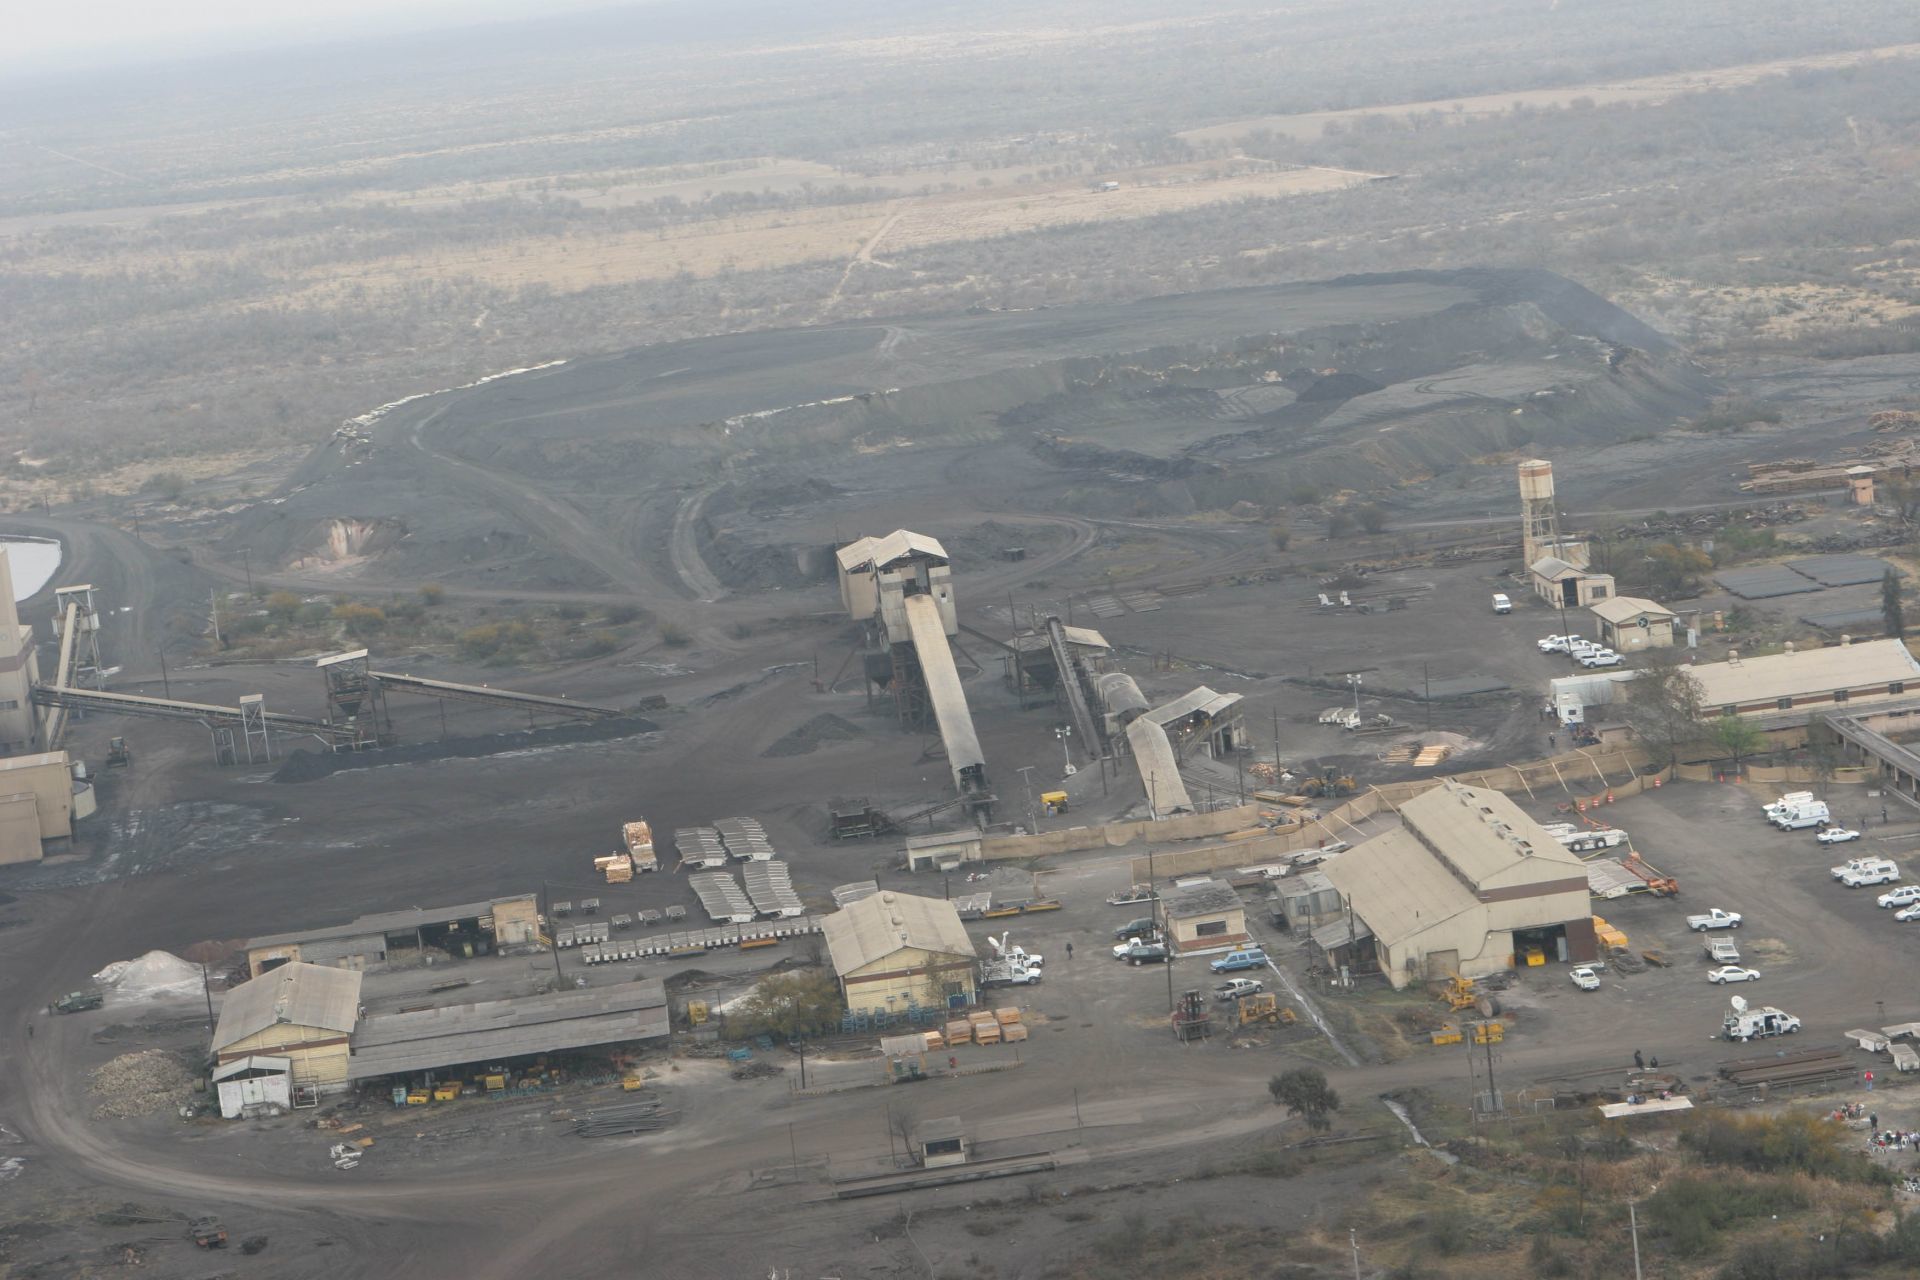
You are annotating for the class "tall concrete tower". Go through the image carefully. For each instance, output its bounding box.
[1517,459,1560,569]
[0,549,40,752]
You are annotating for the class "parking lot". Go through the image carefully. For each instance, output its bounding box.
[1487,780,1920,1074]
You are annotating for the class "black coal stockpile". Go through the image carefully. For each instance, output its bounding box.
[272,715,657,783]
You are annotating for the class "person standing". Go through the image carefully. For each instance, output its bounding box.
[1634,1049,1645,1070]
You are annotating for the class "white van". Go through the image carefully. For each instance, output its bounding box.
[1774,802,1830,830]
[1491,593,1513,614]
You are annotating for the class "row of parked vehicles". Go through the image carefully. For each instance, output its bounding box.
[1537,634,1624,668]
[1108,916,1267,971]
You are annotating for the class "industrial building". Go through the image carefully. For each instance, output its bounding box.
[1589,596,1677,651]
[837,531,992,819]
[1516,459,1614,607]
[212,962,363,1094]
[1319,781,1595,987]
[346,981,669,1083]
[1160,879,1249,953]
[0,549,44,755]
[213,1056,293,1118]
[1688,638,1920,718]
[823,890,978,1016]
[0,749,80,865]
[244,895,542,977]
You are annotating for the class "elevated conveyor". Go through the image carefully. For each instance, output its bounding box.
[32,685,350,743]
[903,592,989,806]
[40,601,81,750]
[1046,616,1106,759]
[1125,717,1194,816]
[369,671,621,719]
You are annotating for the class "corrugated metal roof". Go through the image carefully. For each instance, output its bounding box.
[1125,717,1193,814]
[868,529,949,570]
[214,962,362,1050]
[1321,826,1480,948]
[1058,625,1111,650]
[1589,595,1674,624]
[834,536,880,572]
[1162,879,1242,919]
[247,895,536,950]
[1309,916,1373,950]
[347,982,668,1080]
[211,1055,291,1082]
[1688,638,1920,707]
[823,891,976,976]
[1398,782,1586,889]
[1530,556,1579,579]
[1142,686,1243,728]
[0,750,68,772]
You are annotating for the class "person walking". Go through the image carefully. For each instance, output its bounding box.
[1065,941,1074,960]
[1634,1049,1645,1070]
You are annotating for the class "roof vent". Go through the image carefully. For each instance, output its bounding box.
[1784,641,1795,654]
[891,916,904,927]
[881,892,896,904]
[1843,634,1853,646]
[1728,650,1739,664]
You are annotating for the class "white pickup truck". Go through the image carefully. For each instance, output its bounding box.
[1838,859,1900,888]
[1687,908,1743,932]
[1703,936,1741,963]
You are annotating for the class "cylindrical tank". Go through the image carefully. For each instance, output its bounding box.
[1517,459,1556,502]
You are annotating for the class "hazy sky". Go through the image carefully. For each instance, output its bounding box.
[9,0,624,70]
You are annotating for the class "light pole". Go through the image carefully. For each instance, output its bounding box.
[1346,673,1362,719]
[1055,724,1073,774]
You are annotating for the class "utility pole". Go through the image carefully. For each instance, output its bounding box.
[199,961,216,1033]
[1483,1024,1499,1115]
[1273,706,1281,776]
[158,646,171,699]
[1629,1202,1643,1280]
[542,880,564,987]
[1350,1228,1362,1280]
[1016,765,1037,832]
[1423,662,1432,730]
[209,590,222,647]
[242,548,254,597]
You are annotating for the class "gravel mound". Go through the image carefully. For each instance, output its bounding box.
[92,951,205,1005]
[762,713,864,758]
[89,1050,198,1120]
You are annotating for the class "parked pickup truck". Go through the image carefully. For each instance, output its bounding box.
[1703,937,1742,963]
[1214,978,1265,1002]
[52,990,104,1013]
[1838,859,1900,888]
[1687,908,1743,932]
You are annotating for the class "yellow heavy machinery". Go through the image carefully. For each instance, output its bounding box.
[1438,974,1479,1011]
[1430,1023,1464,1046]
[1237,993,1298,1027]
[1432,1019,1505,1047]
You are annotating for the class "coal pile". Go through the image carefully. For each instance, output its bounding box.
[273,715,658,783]
[762,713,864,758]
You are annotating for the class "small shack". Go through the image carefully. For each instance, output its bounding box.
[913,1116,969,1168]
[212,1055,293,1119]
[1276,870,1343,933]
[1160,879,1249,954]
[905,830,983,872]
[1589,596,1677,652]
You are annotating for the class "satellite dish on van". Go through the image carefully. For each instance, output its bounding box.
[1731,995,1748,1015]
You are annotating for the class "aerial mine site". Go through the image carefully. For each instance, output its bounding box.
[10,2,1920,1277]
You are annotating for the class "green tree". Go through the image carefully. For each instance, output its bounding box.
[1883,568,1905,640]
[730,970,842,1040]
[1356,503,1388,534]
[418,583,446,606]
[265,590,303,623]
[1269,518,1291,551]
[1267,1067,1340,1132]
[1709,714,1765,777]
[1641,543,1713,597]
[1622,651,1706,778]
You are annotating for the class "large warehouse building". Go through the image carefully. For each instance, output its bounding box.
[1320,782,1594,988]
[823,890,978,1016]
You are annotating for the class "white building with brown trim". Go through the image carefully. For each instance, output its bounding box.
[1687,638,1920,719]
[822,890,978,1016]
[1589,596,1677,651]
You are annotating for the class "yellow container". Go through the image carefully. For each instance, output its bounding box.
[432,1084,461,1102]
[406,1090,431,1106]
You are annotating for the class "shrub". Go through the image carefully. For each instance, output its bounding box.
[417,583,445,606]
[331,603,386,637]
[659,621,691,647]
[265,591,302,623]
[581,631,620,657]
[459,624,503,660]
[604,604,641,625]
